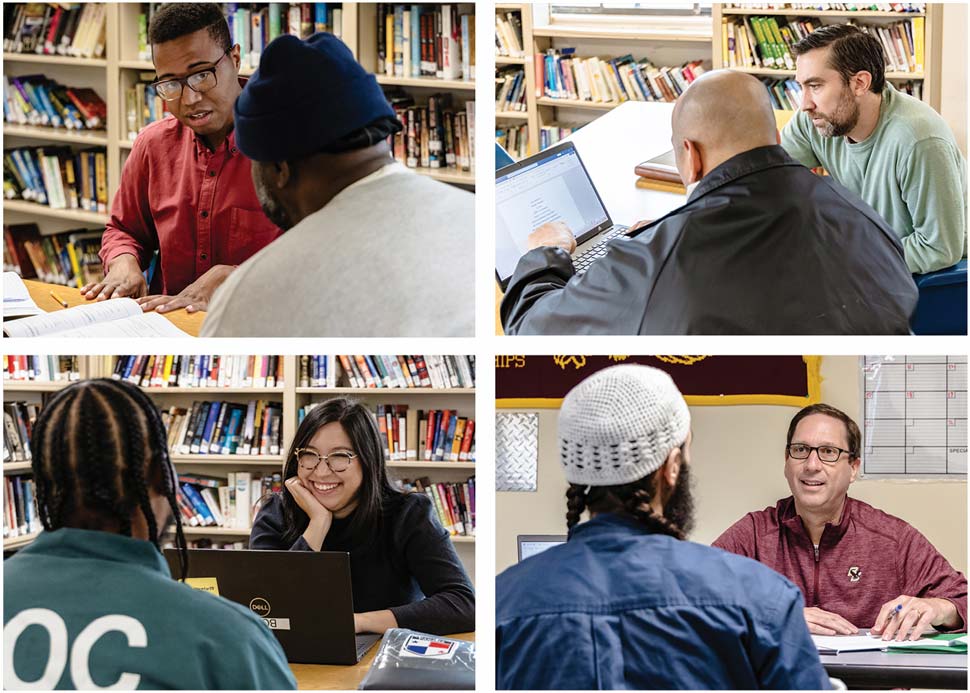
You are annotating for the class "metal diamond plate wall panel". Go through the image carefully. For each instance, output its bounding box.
[496,412,539,492]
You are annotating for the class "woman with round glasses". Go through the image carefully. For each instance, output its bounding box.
[249,398,474,636]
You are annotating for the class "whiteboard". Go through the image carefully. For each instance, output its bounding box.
[861,356,967,478]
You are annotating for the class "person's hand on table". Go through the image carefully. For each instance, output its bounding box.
[803,607,858,636]
[136,264,234,313]
[81,253,146,301]
[527,221,576,253]
[354,610,398,634]
[871,595,959,641]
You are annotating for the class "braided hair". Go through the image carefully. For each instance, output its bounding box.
[565,462,692,541]
[29,378,188,580]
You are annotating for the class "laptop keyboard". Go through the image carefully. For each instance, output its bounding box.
[356,633,381,660]
[573,225,629,275]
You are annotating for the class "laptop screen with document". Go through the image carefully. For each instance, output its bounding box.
[495,142,612,284]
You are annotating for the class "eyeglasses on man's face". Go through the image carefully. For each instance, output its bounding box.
[153,49,230,101]
[294,448,357,473]
[786,443,854,465]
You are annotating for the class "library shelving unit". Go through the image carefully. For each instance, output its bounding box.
[496,3,712,160]
[3,355,475,577]
[496,3,536,157]
[3,2,473,245]
[710,3,942,111]
[496,3,944,160]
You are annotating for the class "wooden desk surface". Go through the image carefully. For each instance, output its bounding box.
[289,632,474,690]
[22,279,205,337]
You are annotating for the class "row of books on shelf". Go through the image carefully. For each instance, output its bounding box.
[539,123,580,152]
[4,223,103,288]
[397,476,474,537]
[139,3,345,64]
[3,355,80,383]
[3,76,107,131]
[3,3,106,58]
[762,77,804,111]
[496,125,528,161]
[378,405,474,462]
[113,355,285,389]
[3,146,108,212]
[496,67,527,112]
[125,73,172,140]
[176,472,276,530]
[4,475,39,539]
[495,10,525,59]
[388,94,475,173]
[377,4,475,81]
[4,402,38,463]
[538,50,708,105]
[722,15,924,73]
[722,3,925,12]
[162,400,284,458]
[336,354,475,390]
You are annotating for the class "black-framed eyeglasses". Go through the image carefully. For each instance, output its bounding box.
[294,448,357,473]
[152,50,230,101]
[786,443,854,465]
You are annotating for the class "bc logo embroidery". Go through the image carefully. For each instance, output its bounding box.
[847,566,862,582]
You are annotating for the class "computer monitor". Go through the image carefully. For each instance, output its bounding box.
[516,534,567,562]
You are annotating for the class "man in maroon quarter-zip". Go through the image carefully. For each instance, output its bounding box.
[714,403,966,641]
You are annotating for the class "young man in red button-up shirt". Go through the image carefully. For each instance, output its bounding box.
[714,403,966,641]
[80,4,281,313]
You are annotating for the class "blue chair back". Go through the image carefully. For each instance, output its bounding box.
[910,259,967,335]
[496,142,515,170]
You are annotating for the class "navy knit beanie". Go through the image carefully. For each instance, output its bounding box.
[234,32,396,162]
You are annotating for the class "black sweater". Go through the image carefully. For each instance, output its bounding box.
[249,492,474,635]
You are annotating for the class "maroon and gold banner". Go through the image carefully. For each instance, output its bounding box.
[496,356,821,408]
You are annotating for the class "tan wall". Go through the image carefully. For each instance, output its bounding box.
[496,356,967,577]
[940,2,968,154]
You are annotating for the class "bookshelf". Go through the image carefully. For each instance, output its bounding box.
[497,3,944,160]
[3,355,475,579]
[3,2,475,253]
[711,4,942,110]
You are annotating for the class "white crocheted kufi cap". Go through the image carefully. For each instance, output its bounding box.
[558,364,690,486]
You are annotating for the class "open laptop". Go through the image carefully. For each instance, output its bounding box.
[516,534,567,562]
[495,141,630,290]
[163,548,380,665]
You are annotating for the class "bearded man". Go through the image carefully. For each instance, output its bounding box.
[782,23,966,274]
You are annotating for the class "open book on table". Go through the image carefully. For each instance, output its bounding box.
[3,298,191,338]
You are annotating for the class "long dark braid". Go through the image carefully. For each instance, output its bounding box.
[565,471,686,540]
[30,378,189,580]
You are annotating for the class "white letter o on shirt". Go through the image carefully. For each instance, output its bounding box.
[3,608,69,689]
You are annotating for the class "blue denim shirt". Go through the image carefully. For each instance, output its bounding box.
[496,514,831,690]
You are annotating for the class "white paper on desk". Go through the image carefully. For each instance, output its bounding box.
[812,630,939,652]
[3,298,190,338]
[3,272,44,318]
[812,634,888,653]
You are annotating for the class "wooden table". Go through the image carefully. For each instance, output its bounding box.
[494,104,796,334]
[289,632,474,690]
[21,279,205,336]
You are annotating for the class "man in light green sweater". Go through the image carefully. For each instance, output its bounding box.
[781,24,966,275]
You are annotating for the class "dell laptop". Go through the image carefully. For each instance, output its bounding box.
[164,548,380,665]
[495,141,630,290]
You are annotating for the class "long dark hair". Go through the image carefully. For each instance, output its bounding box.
[565,463,694,541]
[29,378,188,580]
[280,398,401,546]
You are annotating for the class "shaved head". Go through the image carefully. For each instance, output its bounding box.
[671,70,778,185]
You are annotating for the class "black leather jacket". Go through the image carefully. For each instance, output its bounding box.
[501,145,918,335]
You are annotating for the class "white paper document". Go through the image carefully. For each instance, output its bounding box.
[3,272,44,319]
[812,631,936,653]
[3,298,191,338]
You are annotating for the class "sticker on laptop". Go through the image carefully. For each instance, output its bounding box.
[401,634,457,659]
